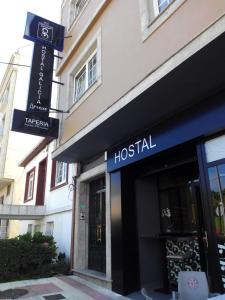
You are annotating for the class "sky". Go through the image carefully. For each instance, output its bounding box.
[0,0,62,82]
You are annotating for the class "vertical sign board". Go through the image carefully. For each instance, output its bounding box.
[26,42,54,115]
[11,12,65,138]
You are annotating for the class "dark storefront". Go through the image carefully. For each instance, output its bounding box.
[108,93,225,295]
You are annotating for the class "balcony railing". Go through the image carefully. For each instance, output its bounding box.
[0,204,46,220]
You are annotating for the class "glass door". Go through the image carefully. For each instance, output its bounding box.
[158,163,206,287]
[207,163,225,290]
[88,177,106,273]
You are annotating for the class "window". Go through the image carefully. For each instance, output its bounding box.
[27,224,33,234]
[6,185,11,196]
[34,225,41,233]
[157,0,173,13]
[55,161,67,185]
[138,0,184,41]
[46,222,54,236]
[24,168,35,202]
[74,52,97,101]
[0,196,4,204]
[51,161,68,189]
[69,0,87,26]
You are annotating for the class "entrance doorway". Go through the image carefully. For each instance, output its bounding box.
[136,161,206,294]
[88,177,106,273]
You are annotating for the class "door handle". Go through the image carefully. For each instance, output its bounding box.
[96,225,102,243]
[203,230,208,249]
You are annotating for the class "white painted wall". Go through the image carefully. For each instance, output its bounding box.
[18,141,74,257]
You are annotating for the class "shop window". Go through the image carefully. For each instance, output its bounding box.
[207,162,225,289]
[69,0,87,27]
[205,135,225,163]
[46,222,54,236]
[24,168,35,202]
[207,164,225,237]
[51,161,68,189]
[74,51,97,102]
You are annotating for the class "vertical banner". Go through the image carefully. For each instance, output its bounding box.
[27,43,54,115]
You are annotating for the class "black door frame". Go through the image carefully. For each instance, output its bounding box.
[88,177,106,273]
[197,142,224,292]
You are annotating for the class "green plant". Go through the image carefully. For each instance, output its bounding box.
[0,233,58,282]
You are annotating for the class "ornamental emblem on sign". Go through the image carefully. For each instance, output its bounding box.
[187,277,199,289]
[37,22,53,42]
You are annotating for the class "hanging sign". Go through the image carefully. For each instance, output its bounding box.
[23,12,65,51]
[27,42,54,115]
[11,12,65,139]
[12,109,59,138]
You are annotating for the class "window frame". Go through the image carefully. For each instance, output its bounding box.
[27,224,33,235]
[138,0,186,41]
[45,221,54,236]
[66,29,101,114]
[69,0,88,28]
[51,160,68,190]
[156,0,174,14]
[74,50,97,102]
[34,224,41,233]
[24,168,35,202]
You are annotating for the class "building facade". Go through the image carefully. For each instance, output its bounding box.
[53,0,225,296]
[18,138,74,257]
[0,49,41,238]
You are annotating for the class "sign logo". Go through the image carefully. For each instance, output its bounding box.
[24,12,65,51]
[187,278,199,289]
[37,22,53,42]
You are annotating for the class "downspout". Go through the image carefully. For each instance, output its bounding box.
[70,174,77,271]
[70,163,80,271]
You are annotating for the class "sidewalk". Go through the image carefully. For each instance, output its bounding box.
[0,275,131,300]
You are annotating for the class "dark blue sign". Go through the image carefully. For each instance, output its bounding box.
[24,12,65,51]
[27,43,54,115]
[107,98,225,172]
[12,109,59,138]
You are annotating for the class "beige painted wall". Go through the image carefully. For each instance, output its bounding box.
[59,0,225,144]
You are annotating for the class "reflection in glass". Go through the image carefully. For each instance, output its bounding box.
[208,165,225,237]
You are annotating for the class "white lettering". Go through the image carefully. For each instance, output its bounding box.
[141,138,149,152]
[24,117,49,129]
[114,151,121,164]
[121,148,128,161]
[149,135,156,148]
[128,144,135,157]
[135,140,142,154]
[113,135,157,165]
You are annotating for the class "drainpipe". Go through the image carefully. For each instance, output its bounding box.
[70,163,80,272]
